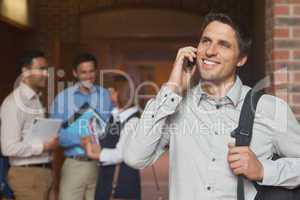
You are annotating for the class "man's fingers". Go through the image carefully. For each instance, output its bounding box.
[187,53,196,62]
[182,50,197,58]
[178,47,197,60]
[228,143,235,149]
[178,51,196,62]
[228,146,249,155]
[168,46,198,93]
[185,46,198,52]
[228,154,241,162]
[179,46,197,53]
[229,160,243,169]
[233,167,244,175]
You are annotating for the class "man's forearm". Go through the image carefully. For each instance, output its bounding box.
[124,86,182,169]
[259,158,300,188]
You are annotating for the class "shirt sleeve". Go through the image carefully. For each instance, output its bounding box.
[99,148,122,166]
[1,99,43,157]
[123,86,182,169]
[258,97,300,188]
[57,128,81,148]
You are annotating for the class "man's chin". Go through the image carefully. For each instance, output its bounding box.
[37,82,47,89]
[80,81,94,89]
[199,72,218,83]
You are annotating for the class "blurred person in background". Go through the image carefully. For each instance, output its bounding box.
[82,76,141,200]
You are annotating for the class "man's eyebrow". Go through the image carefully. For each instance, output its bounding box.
[200,36,211,41]
[218,39,232,46]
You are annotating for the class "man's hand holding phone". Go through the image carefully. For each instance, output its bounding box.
[167,46,197,95]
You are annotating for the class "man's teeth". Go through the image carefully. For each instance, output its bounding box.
[203,60,217,65]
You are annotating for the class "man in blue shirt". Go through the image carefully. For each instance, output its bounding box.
[50,53,113,200]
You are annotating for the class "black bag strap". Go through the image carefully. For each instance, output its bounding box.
[234,89,264,200]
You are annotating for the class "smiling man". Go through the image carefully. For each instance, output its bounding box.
[50,53,113,200]
[124,13,300,200]
[1,50,59,200]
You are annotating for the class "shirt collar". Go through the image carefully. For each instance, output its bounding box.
[73,82,97,94]
[225,76,243,107]
[111,107,119,119]
[194,76,243,107]
[116,106,139,123]
[19,82,39,100]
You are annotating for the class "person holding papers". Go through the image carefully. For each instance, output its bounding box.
[0,50,59,200]
[82,77,141,200]
[50,53,113,200]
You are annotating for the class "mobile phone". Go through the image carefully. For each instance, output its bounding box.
[183,57,196,71]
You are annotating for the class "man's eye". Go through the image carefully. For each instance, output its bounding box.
[220,42,231,48]
[200,38,209,44]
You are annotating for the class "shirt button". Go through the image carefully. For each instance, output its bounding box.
[207,186,211,191]
[214,132,218,135]
[152,115,155,118]
[164,94,168,97]
[171,98,175,102]
[212,158,216,162]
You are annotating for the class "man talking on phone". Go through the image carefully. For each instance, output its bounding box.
[123,13,300,200]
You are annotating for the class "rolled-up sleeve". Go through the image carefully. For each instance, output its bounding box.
[100,148,122,166]
[1,99,43,157]
[123,86,182,169]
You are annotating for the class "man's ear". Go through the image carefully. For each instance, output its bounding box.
[22,67,28,73]
[73,70,78,78]
[237,56,248,68]
[22,67,31,78]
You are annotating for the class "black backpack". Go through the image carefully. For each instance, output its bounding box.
[234,89,300,200]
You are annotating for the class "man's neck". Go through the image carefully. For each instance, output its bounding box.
[201,77,236,99]
[22,80,40,94]
[79,85,92,94]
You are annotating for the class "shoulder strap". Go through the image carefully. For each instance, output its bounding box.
[235,89,264,200]
[235,89,264,147]
[121,111,140,128]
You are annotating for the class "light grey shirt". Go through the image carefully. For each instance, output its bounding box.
[123,76,300,200]
[1,83,50,166]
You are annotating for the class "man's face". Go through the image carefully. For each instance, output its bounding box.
[108,87,118,106]
[24,57,49,89]
[73,61,96,87]
[196,21,247,85]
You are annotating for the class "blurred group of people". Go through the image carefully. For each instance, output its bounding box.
[0,51,141,200]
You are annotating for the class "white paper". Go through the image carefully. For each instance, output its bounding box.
[25,118,62,143]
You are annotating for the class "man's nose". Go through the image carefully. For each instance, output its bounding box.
[86,73,93,79]
[205,43,218,56]
[43,69,49,77]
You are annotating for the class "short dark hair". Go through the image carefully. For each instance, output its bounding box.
[200,13,252,57]
[17,50,45,74]
[112,75,134,108]
[73,53,97,70]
